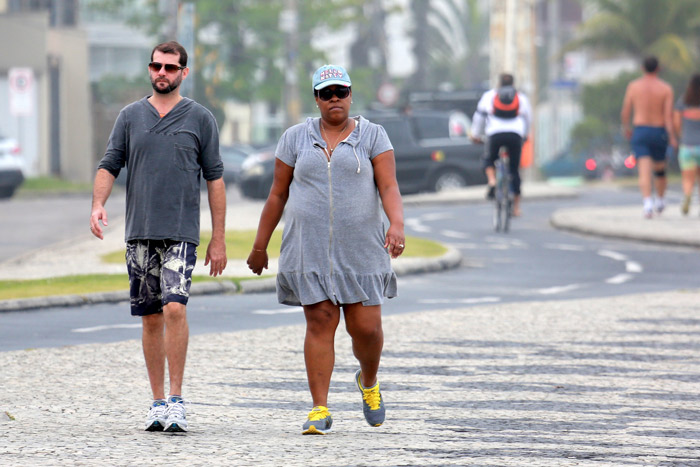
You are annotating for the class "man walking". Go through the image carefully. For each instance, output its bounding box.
[621,56,677,218]
[89,41,227,432]
[471,73,531,217]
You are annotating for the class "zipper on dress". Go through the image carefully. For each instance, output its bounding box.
[314,142,338,303]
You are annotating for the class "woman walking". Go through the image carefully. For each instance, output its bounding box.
[247,64,405,435]
[673,73,700,215]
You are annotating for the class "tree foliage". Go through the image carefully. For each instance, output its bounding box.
[566,0,700,74]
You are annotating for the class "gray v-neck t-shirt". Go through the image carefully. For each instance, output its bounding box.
[274,116,397,306]
[98,96,223,245]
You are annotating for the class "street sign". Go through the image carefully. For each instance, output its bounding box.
[9,67,34,117]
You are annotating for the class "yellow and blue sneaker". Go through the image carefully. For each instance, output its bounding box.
[355,370,385,426]
[302,406,333,435]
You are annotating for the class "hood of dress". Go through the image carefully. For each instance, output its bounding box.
[305,115,368,148]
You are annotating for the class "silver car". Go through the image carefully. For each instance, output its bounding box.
[0,135,24,199]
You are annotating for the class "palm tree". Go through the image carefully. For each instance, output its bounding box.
[408,0,489,90]
[566,0,700,74]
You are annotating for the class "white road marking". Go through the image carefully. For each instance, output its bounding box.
[606,273,634,284]
[418,297,501,304]
[544,243,586,252]
[440,230,469,239]
[626,261,643,273]
[536,284,583,295]
[598,250,628,261]
[422,212,453,221]
[406,218,431,233]
[72,323,142,333]
[252,307,304,315]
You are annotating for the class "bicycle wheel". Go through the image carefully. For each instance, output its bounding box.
[493,199,502,231]
[493,160,508,232]
[502,195,512,232]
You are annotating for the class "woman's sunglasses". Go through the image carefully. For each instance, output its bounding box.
[317,86,351,101]
[148,62,185,73]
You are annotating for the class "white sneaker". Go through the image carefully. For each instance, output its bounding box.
[145,399,167,431]
[654,197,665,214]
[164,395,188,432]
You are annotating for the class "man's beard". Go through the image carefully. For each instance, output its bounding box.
[151,75,182,94]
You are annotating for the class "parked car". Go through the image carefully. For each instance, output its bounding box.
[220,143,255,186]
[238,110,486,199]
[0,135,24,199]
[238,145,278,199]
[540,146,636,180]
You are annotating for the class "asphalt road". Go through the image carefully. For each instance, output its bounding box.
[1,184,698,351]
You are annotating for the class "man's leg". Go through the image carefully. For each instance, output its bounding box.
[653,160,667,200]
[636,156,654,217]
[142,313,166,400]
[303,300,341,408]
[637,156,653,198]
[506,136,522,217]
[484,136,500,199]
[163,302,189,396]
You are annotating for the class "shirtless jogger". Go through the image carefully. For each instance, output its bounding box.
[621,56,677,218]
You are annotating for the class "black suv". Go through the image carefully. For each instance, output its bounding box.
[238,110,485,199]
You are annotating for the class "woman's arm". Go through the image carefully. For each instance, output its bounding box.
[672,109,682,142]
[372,150,405,259]
[247,159,294,275]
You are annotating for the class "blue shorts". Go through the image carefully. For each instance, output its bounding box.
[630,126,668,162]
[125,240,197,316]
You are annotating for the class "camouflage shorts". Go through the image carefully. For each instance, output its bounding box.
[125,240,197,316]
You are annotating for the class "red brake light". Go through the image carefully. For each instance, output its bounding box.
[624,155,635,169]
[585,158,597,171]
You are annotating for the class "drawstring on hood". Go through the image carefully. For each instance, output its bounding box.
[308,116,363,174]
[352,146,361,174]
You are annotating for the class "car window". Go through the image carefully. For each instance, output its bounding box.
[374,119,413,146]
[410,115,449,140]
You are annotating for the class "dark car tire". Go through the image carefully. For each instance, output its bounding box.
[430,169,468,192]
[0,186,17,199]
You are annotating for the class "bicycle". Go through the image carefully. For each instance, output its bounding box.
[493,146,513,233]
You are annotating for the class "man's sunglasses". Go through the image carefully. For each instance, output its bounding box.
[148,62,185,73]
[316,86,351,101]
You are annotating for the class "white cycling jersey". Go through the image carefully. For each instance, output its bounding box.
[471,88,532,139]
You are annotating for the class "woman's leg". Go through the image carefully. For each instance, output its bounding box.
[343,303,384,387]
[303,300,341,407]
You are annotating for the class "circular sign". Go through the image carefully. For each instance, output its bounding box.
[377,82,399,106]
[9,68,33,93]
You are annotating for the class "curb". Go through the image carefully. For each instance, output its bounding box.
[0,247,462,312]
[550,206,700,248]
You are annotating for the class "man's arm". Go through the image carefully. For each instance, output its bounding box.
[470,92,490,142]
[90,168,115,240]
[205,177,227,276]
[620,83,634,139]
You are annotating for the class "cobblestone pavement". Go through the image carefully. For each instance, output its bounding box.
[2,290,700,466]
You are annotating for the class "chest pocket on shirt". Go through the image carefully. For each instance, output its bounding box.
[174,143,200,172]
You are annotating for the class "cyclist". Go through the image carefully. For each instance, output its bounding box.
[470,73,532,217]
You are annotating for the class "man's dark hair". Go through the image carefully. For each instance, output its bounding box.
[151,41,188,67]
[643,56,659,73]
[499,73,514,87]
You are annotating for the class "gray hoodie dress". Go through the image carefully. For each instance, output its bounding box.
[275,116,398,306]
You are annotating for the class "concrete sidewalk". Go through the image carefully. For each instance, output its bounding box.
[2,290,699,465]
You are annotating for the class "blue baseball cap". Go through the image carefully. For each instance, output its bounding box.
[312,64,352,90]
